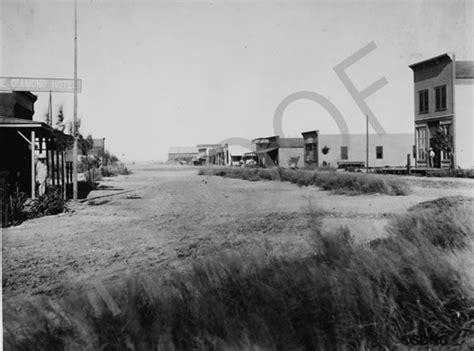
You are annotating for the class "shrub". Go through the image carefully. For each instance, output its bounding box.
[27,189,68,218]
[101,162,131,177]
[84,168,102,190]
[1,190,28,226]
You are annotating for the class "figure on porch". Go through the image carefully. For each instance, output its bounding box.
[36,156,48,196]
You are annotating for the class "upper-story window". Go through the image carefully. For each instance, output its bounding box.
[435,85,447,111]
[418,90,429,113]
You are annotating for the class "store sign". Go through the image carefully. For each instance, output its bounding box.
[0,77,82,93]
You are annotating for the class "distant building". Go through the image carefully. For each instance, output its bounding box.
[88,138,106,157]
[409,54,474,168]
[167,146,198,163]
[196,144,228,165]
[252,136,304,168]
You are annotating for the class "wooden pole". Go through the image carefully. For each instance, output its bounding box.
[31,131,35,199]
[72,0,78,201]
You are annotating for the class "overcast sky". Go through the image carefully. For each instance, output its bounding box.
[1,0,472,161]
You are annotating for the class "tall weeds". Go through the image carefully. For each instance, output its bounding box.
[199,167,410,195]
[4,198,472,350]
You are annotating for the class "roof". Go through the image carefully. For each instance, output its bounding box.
[455,61,474,78]
[278,138,304,148]
[409,53,454,70]
[255,147,279,154]
[252,136,278,143]
[0,116,50,129]
[301,130,318,136]
[168,146,198,154]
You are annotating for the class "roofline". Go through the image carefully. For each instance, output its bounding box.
[251,135,279,142]
[409,53,454,70]
[0,123,44,128]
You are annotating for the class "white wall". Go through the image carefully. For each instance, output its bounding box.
[454,81,474,169]
[318,134,414,168]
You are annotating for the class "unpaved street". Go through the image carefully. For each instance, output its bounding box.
[2,164,473,303]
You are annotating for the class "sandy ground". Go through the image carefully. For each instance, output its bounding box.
[2,163,473,305]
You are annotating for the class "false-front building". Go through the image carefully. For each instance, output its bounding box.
[409,54,473,169]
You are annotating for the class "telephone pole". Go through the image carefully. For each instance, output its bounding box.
[72,0,78,201]
[366,114,369,173]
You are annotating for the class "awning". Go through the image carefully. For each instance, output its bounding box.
[255,147,279,154]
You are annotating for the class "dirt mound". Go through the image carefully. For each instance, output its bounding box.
[408,196,474,212]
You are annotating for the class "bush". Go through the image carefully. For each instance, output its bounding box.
[200,167,411,195]
[101,162,131,177]
[27,189,68,218]
[1,190,28,226]
[84,168,102,190]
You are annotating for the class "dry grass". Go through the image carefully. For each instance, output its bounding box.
[4,197,473,350]
[199,167,411,195]
[388,196,474,251]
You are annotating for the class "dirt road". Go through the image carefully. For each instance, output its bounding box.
[2,164,473,302]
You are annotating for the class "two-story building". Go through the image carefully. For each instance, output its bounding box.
[409,54,473,169]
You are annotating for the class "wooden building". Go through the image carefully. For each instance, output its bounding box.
[252,136,304,168]
[0,92,73,208]
[409,54,474,169]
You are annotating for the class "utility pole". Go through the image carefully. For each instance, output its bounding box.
[366,114,369,173]
[72,0,78,201]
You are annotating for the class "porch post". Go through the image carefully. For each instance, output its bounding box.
[62,151,66,200]
[31,130,36,199]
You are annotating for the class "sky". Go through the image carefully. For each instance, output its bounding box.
[1,0,472,162]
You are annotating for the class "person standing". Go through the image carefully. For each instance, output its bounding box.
[36,157,48,196]
[428,148,435,168]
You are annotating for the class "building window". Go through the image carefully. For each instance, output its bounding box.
[376,146,383,159]
[416,127,427,161]
[418,90,429,113]
[341,146,348,160]
[435,85,447,111]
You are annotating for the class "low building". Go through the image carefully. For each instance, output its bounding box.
[252,136,304,168]
[303,131,414,168]
[167,146,198,163]
[409,54,473,169]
